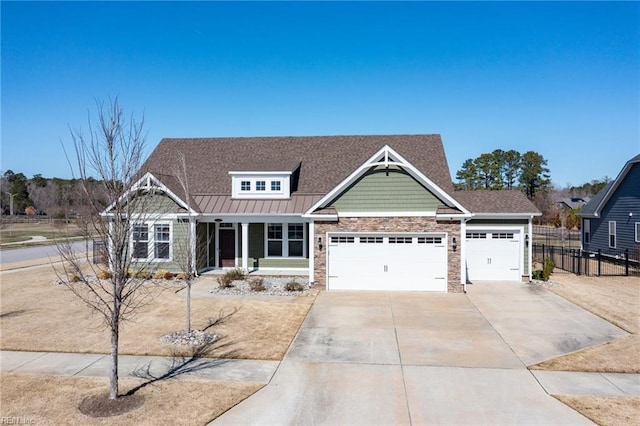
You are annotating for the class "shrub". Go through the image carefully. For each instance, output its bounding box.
[175,272,195,281]
[153,270,174,280]
[225,269,245,281]
[532,270,543,281]
[285,280,304,292]
[249,277,266,292]
[216,269,245,289]
[97,270,112,280]
[131,269,152,279]
[542,257,555,281]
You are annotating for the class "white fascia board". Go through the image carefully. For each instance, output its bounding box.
[228,171,293,176]
[197,214,308,223]
[302,214,339,221]
[101,172,196,215]
[470,213,541,219]
[591,160,637,216]
[305,144,469,215]
[336,211,438,217]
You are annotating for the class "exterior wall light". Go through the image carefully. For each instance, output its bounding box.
[451,237,457,251]
[525,234,530,247]
[318,237,323,251]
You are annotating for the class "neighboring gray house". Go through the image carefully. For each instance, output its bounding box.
[557,196,590,211]
[110,134,540,292]
[579,154,640,254]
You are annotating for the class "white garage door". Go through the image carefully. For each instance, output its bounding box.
[465,231,521,281]
[327,233,447,291]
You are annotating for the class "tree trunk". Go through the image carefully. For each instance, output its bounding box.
[109,294,120,399]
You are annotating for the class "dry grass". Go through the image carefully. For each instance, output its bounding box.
[0,264,315,360]
[0,221,85,244]
[530,273,639,373]
[0,373,262,425]
[549,273,639,334]
[553,395,640,426]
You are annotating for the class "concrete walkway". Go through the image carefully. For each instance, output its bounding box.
[0,350,278,384]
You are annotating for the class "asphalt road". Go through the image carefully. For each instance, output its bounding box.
[0,241,92,264]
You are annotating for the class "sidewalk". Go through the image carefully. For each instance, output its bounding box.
[0,350,279,385]
[2,349,637,398]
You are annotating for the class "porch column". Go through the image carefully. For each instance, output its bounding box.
[308,221,315,283]
[190,218,197,275]
[241,222,249,272]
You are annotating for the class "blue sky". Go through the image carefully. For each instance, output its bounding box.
[2,1,639,187]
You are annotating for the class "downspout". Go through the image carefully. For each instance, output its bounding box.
[461,218,468,293]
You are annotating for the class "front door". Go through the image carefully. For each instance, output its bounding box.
[219,229,236,267]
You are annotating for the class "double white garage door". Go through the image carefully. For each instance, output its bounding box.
[327,233,448,291]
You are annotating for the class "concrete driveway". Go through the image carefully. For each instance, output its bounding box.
[213,282,627,425]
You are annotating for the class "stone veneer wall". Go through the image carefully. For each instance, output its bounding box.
[314,217,462,293]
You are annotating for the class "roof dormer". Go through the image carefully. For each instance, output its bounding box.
[229,171,292,199]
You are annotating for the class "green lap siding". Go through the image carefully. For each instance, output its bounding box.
[332,167,443,212]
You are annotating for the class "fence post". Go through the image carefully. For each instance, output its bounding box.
[561,246,564,271]
[625,249,629,276]
[597,249,601,276]
[577,249,581,275]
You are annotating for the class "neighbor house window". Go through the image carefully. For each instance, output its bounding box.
[271,180,281,191]
[288,223,304,257]
[267,224,283,256]
[609,221,616,248]
[154,224,170,259]
[256,181,266,191]
[133,225,149,259]
[241,181,251,191]
[636,222,640,243]
[583,219,590,244]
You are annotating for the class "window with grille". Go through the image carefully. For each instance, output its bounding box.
[389,237,412,244]
[417,236,442,244]
[360,237,383,244]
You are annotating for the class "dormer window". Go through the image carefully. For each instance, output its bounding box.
[230,171,292,199]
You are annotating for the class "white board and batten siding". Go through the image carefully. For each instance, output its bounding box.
[326,233,448,291]
[465,229,522,281]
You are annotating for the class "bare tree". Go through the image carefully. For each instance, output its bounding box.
[172,151,210,333]
[57,98,158,400]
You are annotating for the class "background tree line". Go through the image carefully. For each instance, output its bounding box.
[455,149,551,199]
[0,170,108,218]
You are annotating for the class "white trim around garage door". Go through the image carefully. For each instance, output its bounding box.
[326,232,448,292]
[464,226,523,282]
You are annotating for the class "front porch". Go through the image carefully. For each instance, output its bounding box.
[195,220,313,281]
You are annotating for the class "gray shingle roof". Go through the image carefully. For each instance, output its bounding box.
[454,190,540,214]
[140,134,454,204]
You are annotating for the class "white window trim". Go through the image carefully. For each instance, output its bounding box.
[230,172,291,199]
[608,221,616,248]
[264,222,306,258]
[635,222,640,243]
[131,221,173,262]
[583,219,590,244]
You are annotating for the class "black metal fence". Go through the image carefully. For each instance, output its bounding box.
[533,243,640,277]
[532,225,581,248]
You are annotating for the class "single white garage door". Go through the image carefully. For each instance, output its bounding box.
[465,231,521,281]
[327,233,447,291]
